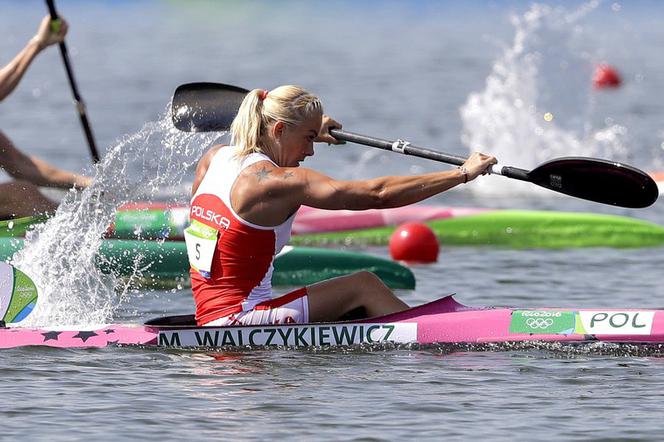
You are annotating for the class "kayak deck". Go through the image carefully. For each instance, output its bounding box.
[3,295,664,349]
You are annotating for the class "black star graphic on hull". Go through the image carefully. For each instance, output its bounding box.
[42,331,63,342]
[73,331,98,342]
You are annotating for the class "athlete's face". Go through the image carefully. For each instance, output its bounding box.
[273,112,322,167]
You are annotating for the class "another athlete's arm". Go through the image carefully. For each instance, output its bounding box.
[0,130,90,189]
[0,16,68,101]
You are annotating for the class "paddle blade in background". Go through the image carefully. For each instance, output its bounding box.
[0,262,38,324]
[529,157,659,208]
[172,83,248,132]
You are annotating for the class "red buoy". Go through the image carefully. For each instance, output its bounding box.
[593,64,622,89]
[389,222,439,263]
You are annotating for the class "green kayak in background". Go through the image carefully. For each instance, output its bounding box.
[0,237,415,290]
[290,210,664,249]
[4,206,664,248]
[0,216,45,238]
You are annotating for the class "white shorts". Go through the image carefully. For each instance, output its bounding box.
[204,288,309,326]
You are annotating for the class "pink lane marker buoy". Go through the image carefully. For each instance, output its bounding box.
[389,222,439,263]
[593,64,622,89]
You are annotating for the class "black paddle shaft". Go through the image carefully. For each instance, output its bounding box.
[329,129,531,182]
[45,0,100,163]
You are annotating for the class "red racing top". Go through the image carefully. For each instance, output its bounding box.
[188,146,295,325]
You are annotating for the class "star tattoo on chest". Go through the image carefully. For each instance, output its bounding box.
[283,171,294,179]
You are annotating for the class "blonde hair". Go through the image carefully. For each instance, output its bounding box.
[230,85,323,156]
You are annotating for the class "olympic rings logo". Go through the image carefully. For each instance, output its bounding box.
[525,318,554,329]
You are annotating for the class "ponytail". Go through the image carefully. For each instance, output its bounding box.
[230,89,266,156]
[230,85,323,157]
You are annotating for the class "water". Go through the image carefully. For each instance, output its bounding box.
[2,0,664,440]
[10,110,218,327]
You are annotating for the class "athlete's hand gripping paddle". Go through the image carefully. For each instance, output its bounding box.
[171,82,659,209]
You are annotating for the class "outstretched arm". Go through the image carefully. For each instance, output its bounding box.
[293,152,495,210]
[234,152,497,226]
[0,130,89,189]
[0,16,68,101]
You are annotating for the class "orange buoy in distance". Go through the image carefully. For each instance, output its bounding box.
[389,222,439,263]
[593,64,622,89]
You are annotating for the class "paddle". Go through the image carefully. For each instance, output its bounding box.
[45,0,100,163]
[171,82,659,209]
[0,262,38,326]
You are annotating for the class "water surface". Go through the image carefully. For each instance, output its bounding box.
[2,1,664,440]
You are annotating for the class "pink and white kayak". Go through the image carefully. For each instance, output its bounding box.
[2,295,664,349]
[291,205,489,234]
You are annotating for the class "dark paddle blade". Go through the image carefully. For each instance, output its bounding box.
[528,157,659,208]
[172,82,248,132]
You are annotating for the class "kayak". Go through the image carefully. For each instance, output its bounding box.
[3,294,664,349]
[291,209,664,248]
[292,205,489,234]
[2,205,455,238]
[0,238,415,289]
[0,205,190,240]
[0,216,47,238]
[5,205,664,249]
[109,205,664,248]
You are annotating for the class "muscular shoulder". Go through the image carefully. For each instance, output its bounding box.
[228,161,306,218]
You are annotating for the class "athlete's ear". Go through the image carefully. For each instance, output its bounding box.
[273,121,285,139]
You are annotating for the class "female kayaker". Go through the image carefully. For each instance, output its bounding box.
[188,85,496,326]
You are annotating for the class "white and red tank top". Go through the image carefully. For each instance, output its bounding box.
[187,146,295,325]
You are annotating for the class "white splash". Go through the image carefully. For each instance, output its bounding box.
[460,2,630,196]
[11,107,219,327]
